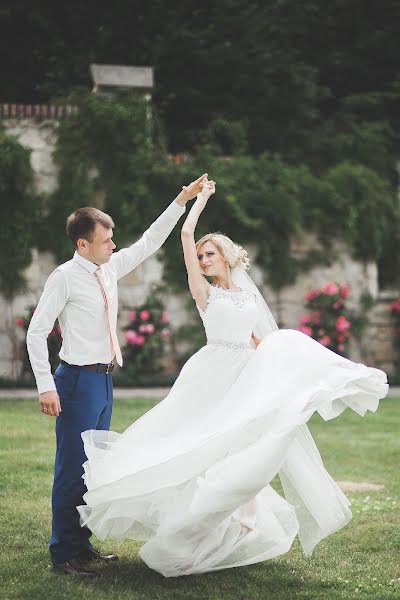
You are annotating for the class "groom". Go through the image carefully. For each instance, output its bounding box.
[27,174,207,577]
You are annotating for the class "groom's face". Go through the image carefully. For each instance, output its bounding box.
[78,223,116,265]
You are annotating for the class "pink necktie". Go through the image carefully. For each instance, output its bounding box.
[95,267,123,367]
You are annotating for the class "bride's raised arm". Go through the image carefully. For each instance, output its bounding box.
[181,179,216,311]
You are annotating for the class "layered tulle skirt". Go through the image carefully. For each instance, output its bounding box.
[78,329,388,577]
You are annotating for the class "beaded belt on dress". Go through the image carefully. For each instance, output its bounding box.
[207,339,252,350]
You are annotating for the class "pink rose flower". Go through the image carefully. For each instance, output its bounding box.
[56,325,62,335]
[299,315,310,325]
[322,282,339,296]
[299,325,312,336]
[336,315,351,332]
[160,311,170,324]
[140,323,155,334]
[125,329,137,344]
[391,300,400,312]
[139,310,150,321]
[338,344,345,352]
[161,328,171,338]
[134,334,146,346]
[128,310,136,322]
[310,311,322,324]
[15,317,26,327]
[340,285,349,298]
[336,334,346,343]
[319,335,331,346]
[305,289,320,301]
[333,300,344,310]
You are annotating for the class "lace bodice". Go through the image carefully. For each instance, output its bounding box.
[197,284,258,348]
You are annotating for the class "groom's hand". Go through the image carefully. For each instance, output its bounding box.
[175,173,208,206]
[39,390,62,417]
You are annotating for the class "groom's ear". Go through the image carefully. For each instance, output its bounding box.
[77,237,89,251]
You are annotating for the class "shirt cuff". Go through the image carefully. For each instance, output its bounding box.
[36,374,57,395]
[170,200,187,216]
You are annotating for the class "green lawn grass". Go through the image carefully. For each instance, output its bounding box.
[0,396,399,600]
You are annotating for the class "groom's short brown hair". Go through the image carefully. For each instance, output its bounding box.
[66,207,115,246]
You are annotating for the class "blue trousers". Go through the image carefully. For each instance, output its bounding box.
[50,363,113,564]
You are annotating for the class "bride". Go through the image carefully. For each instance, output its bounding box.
[78,179,388,577]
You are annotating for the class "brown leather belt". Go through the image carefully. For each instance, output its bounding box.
[60,360,114,374]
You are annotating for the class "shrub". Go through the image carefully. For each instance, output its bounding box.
[298,282,351,356]
[121,290,172,382]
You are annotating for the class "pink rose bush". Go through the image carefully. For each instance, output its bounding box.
[122,295,172,379]
[299,282,352,356]
[336,315,351,332]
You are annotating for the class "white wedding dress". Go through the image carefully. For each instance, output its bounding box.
[78,283,388,577]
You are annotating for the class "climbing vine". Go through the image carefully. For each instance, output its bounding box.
[0,131,40,299]
[38,94,399,294]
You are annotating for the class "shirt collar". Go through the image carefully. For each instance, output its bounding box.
[73,251,99,274]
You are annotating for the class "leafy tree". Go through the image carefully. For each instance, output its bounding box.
[1,0,399,160]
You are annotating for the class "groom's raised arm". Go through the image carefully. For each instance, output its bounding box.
[111,174,208,280]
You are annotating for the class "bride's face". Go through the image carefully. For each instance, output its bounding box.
[197,241,227,276]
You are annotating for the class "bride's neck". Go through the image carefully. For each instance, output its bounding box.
[212,272,234,290]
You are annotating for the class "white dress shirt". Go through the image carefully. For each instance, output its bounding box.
[27,200,185,394]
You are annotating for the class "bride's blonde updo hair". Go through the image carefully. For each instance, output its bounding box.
[195,233,251,271]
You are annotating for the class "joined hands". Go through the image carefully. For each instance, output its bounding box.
[197,178,216,201]
[177,173,216,206]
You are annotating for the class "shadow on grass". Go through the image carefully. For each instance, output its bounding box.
[77,558,315,600]
[16,551,322,600]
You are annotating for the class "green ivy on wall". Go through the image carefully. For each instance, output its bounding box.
[0,131,40,299]
[38,94,399,293]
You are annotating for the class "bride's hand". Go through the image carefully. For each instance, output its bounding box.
[197,179,216,202]
[180,173,208,202]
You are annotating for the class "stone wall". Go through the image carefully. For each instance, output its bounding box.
[3,116,60,194]
[1,116,398,380]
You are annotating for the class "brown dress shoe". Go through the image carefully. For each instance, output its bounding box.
[79,548,119,563]
[53,556,99,578]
